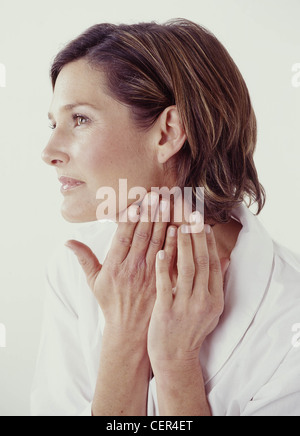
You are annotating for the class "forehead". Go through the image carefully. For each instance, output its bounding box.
[49,59,110,113]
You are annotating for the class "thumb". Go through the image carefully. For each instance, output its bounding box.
[65,240,102,289]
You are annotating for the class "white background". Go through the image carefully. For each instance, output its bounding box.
[0,0,299,416]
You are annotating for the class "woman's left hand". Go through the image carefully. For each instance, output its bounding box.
[148,215,230,373]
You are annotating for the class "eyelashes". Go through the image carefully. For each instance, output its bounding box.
[48,114,90,130]
[72,114,90,127]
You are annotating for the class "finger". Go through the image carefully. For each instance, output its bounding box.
[205,226,223,296]
[182,210,204,234]
[220,258,231,282]
[155,250,173,308]
[190,221,210,294]
[176,226,195,298]
[163,225,178,279]
[106,204,141,265]
[65,240,102,290]
[129,192,159,259]
[145,197,171,266]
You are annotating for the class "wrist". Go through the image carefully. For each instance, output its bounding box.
[151,352,201,376]
[153,359,210,416]
[102,325,149,360]
[153,357,202,383]
[93,328,151,417]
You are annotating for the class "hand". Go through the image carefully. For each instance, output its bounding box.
[148,216,230,372]
[65,192,170,345]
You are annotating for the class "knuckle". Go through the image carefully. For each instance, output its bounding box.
[199,296,224,318]
[149,235,163,249]
[180,264,195,277]
[117,235,132,247]
[135,229,151,242]
[215,295,225,314]
[215,302,224,316]
[194,255,209,269]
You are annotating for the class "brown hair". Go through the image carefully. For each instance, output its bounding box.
[51,18,265,223]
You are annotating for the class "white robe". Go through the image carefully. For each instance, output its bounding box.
[30,203,300,416]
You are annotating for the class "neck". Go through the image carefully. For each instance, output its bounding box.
[212,219,242,260]
[168,198,242,261]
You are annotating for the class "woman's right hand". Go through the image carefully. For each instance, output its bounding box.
[66,193,175,416]
[65,192,171,345]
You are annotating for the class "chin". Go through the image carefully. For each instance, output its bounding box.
[60,202,97,223]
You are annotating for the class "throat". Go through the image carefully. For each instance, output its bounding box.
[213,218,242,260]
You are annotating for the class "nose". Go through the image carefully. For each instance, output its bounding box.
[41,133,70,167]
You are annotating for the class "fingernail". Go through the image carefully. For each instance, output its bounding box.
[189,211,202,224]
[158,250,165,260]
[190,214,196,223]
[169,227,176,237]
[204,224,211,234]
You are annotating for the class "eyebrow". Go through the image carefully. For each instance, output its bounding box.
[48,103,99,120]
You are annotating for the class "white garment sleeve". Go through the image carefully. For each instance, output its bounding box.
[241,346,300,416]
[30,248,94,416]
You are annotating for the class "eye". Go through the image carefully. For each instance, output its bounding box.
[49,123,56,130]
[73,114,89,127]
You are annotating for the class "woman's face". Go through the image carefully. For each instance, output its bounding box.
[43,59,164,223]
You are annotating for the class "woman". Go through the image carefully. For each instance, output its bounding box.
[31,19,300,416]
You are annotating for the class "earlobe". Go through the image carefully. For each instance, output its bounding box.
[157,106,187,164]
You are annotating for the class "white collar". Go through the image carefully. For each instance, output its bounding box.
[200,203,275,383]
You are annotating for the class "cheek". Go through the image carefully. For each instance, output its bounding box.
[73,131,115,175]
[75,128,157,194]
[78,131,141,175]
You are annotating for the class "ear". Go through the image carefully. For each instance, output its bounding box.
[156,106,187,164]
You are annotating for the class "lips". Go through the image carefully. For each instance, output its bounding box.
[59,176,85,192]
